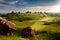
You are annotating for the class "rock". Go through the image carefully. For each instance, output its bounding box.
[0,17,15,36]
[21,26,35,38]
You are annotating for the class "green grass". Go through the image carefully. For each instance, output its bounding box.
[11,20,37,28]
[0,17,60,40]
[0,20,37,40]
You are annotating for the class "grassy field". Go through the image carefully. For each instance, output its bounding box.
[0,16,60,40]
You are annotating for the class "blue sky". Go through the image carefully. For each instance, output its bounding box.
[0,0,60,13]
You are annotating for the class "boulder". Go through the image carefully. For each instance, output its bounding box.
[21,26,35,38]
[0,17,15,36]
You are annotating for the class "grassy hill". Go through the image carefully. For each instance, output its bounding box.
[0,12,60,40]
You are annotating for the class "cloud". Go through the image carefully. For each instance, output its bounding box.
[19,1,28,5]
[0,0,59,7]
[0,4,8,9]
[0,5,55,13]
[24,0,58,6]
[0,0,60,13]
[9,1,18,5]
[0,0,4,2]
[4,0,17,2]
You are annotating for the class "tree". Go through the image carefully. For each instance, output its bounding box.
[26,11,31,13]
[18,11,20,14]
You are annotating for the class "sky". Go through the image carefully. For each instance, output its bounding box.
[0,0,60,13]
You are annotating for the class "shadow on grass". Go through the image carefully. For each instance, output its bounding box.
[35,30,60,40]
[35,30,48,35]
[0,28,23,37]
[14,28,22,37]
[51,33,60,40]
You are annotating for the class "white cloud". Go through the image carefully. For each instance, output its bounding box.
[9,1,18,5]
[0,3,60,13]
[0,0,4,2]
[0,4,8,8]
[19,2,28,5]
[0,5,54,13]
